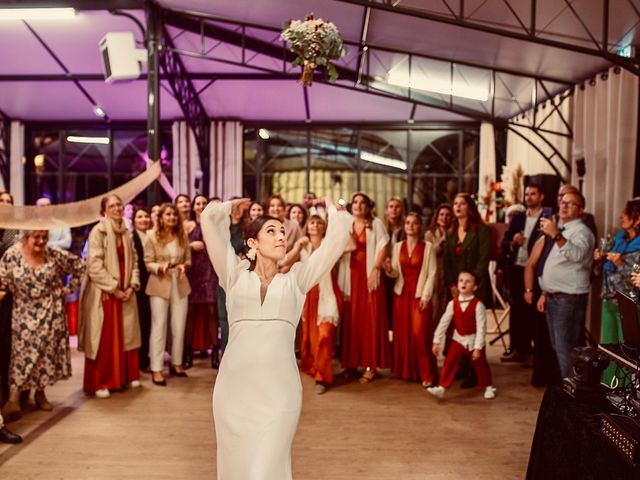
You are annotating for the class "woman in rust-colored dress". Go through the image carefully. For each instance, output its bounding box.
[385,213,438,387]
[338,193,390,383]
[299,214,343,394]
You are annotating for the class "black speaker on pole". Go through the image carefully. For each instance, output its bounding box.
[525,174,562,209]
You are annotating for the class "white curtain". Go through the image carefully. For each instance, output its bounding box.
[171,121,201,199]
[506,93,572,180]
[478,122,497,221]
[10,121,24,205]
[210,121,243,200]
[572,67,639,237]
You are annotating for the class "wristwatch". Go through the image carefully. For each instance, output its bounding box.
[553,232,564,242]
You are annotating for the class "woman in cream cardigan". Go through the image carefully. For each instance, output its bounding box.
[79,194,141,399]
[384,213,438,387]
[145,203,191,386]
[338,193,390,383]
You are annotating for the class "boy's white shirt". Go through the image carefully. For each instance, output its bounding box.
[433,293,487,351]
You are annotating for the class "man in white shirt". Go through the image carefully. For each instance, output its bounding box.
[537,191,595,378]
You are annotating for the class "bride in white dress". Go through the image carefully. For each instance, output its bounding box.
[201,198,352,480]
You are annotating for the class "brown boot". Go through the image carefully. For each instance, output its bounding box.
[1,400,21,422]
[34,390,52,411]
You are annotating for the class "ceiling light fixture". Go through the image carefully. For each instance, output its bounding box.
[360,151,406,170]
[67,136,110,145]
[0,8,76,20]
[258,128,270,140]
[92,105,106,118]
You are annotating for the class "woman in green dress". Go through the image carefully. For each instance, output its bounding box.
[593,199,640,386]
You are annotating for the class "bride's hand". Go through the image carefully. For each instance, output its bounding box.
[323,197,335,209]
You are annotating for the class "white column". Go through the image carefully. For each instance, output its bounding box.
[478,122,497,222]
[10,121,24,205]
[210,121,243,199]
[171,120,202,198]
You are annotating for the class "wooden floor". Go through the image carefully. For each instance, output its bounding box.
[0,337,544,480]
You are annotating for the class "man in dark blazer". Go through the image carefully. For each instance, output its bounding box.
[500,183,551,362]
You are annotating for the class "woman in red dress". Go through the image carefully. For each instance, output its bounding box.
[338,193,390,383]
[80,195,141,399]
[299,214,343,394]
[384,213,438,387]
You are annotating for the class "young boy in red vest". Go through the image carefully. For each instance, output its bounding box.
[427,271,496,400]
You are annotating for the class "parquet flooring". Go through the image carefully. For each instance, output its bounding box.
[0,337,543,479]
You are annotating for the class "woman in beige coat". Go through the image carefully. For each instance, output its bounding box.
[79,194,141,399]
[145,203,191,385]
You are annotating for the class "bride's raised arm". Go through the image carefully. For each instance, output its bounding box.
[294,201,353,294]
[201,199,248,293]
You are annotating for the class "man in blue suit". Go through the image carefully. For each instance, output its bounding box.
[500,183,551,362]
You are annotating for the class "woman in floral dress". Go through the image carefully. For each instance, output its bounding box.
[0,230,84,421]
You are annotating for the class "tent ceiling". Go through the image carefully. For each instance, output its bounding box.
[0,0,635,124]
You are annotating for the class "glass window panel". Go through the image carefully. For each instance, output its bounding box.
[359,130,408,218]
[309,129,358,205]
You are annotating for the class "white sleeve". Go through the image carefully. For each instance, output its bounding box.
[420,241,437,302]
[372,217,390,260]
[294,206,353,294]
[473,302,487,350]
[433,300,454,346]
[201,201,245,293]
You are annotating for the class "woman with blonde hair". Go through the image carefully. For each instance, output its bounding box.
[80,194,141,399]
[145,203,191,385]
[298,214,343,394]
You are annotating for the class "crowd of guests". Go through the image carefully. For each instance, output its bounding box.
[1,182,639,444]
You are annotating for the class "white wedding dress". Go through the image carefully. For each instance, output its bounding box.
[201,201,352,480]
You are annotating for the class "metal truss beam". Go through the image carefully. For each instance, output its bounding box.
[1,0,143,9]
[162,9,573,125]
[334,0,640,76]
[506,125,566,180]
[159,28,211,196]
[22,20,109,121]
[0,73,303,81]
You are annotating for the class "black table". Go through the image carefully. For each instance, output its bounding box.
[526,385,640,480]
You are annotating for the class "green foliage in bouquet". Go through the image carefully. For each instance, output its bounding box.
[281,14,347,86]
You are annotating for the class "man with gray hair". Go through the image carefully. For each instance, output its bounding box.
[536,189,595,378]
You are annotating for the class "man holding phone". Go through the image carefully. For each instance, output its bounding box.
[536,190,595,378]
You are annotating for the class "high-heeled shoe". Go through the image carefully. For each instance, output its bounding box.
[169,366,188,377]
[34,390,53,411]
[151,372,167,386]
[152,377,167,386]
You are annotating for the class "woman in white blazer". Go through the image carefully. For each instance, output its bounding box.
[384,212,438,387]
